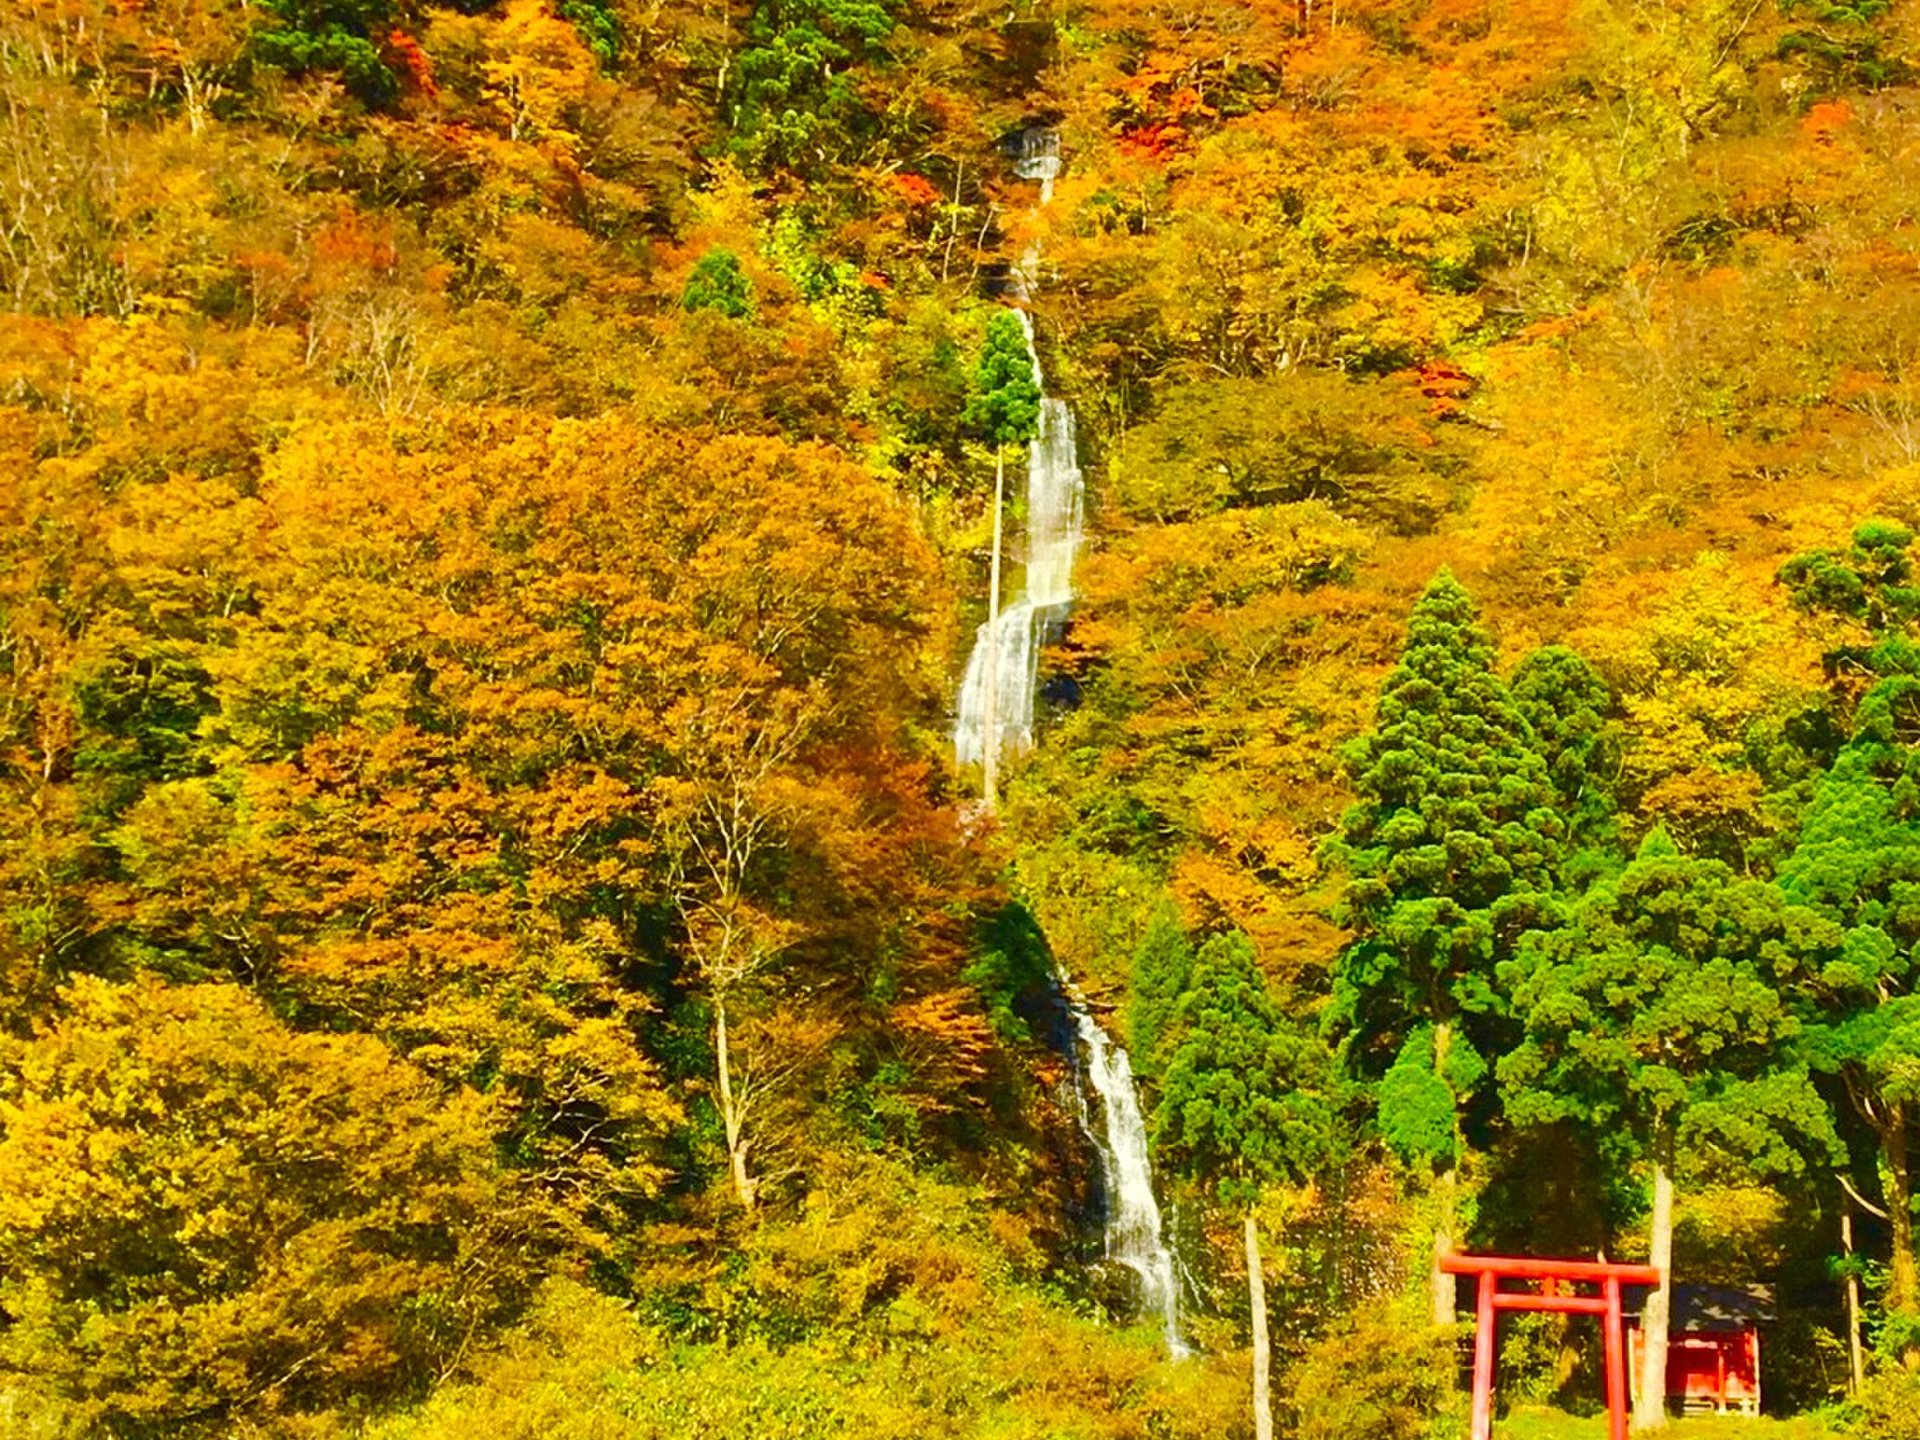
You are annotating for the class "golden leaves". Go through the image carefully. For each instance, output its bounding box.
[0,974,529,1426]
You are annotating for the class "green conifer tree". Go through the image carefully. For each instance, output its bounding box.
[682,249,754,319]
[1153,933,1332,1440]
[1779,520,1920,1340]
[964,310,1042,452]
[1780,518,1920,640]
[1327,570,1561,1323]
[1510,644,1622,866]
[729,0,896,172]
[1783,696,1920,1330]
[1128,906,1193,1080]
[253,0,403,105]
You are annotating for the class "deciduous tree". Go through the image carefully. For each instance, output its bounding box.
[0,975,530,1432]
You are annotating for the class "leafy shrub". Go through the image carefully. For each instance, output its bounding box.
[360,1280,654,1440]
[1285,1304,1465,1440]
[1857,1366,1920,1440]
[682,249,754,319]
[365,1157,1248,1440]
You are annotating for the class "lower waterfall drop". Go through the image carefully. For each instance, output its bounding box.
[1065,989,1190,1358]
[953,129,1188,1358]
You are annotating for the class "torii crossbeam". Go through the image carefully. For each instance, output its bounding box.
[1440,1253,1663,1440]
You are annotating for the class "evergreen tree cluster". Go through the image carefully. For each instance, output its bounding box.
[1308,536,1920,1374]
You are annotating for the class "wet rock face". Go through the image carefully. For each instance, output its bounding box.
[1087,1258,1147,1322]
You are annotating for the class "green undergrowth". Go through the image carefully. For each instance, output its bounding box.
[1499,1407,1836,1440]
[356,1158,1247,1440]
[358,1283,1238,1440]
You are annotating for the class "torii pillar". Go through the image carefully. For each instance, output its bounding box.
[1439,1253,1663,1440]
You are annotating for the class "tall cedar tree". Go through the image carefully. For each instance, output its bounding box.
[1328,570,1561,1323]
[1153,932,1333,1440]
[1509,644,1622,867]
[1786,736,1920,1331]
[1128,906,1194,1081]
[1498,831,1838,1431]
[1780,521,1920,1331]
[962,309,1041,810]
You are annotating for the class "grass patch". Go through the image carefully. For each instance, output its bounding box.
[1498,1407,1835,1440]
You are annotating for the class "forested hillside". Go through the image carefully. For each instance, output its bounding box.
[8,0,1920,1436]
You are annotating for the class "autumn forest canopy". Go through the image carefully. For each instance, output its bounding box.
[13,0,1920,1437]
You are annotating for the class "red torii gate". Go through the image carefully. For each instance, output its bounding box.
[1440,1253,1663,1440]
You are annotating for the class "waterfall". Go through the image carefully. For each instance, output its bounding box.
[951,328,1080,771]
[952,302,1081,764]
[1065,988,1191,1357]
[956,130,1188,1358]
[1011,127,1062,202]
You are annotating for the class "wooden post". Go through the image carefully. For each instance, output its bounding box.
[1471,1270,1496,1440]
[1604,1276,1628,1440]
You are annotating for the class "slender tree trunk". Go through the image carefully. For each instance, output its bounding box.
[940,161,963,282]
[1634,1134,1674,1431]
[1246,1208,1273,1440]
[713,993,755,1211]
[1432,1166,1458,1326]
[1844,1201,1864,1395]
[1431,1019,1458,1327]
[982,447,1006,811]
[1890,1102,1916,1318]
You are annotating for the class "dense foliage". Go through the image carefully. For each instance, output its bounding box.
[9,0,1920,1434]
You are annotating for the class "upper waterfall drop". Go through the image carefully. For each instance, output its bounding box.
[950,316,1082,771]
[951,188,1082,774]
[1011,126,1062,200]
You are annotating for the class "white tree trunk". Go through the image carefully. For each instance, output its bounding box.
[1844,1202,1864,1394]
[1246,1209,1273,1440]
[714,994,756,1212]
[1432,1166,1458,1327]
[982,447,1005,811]
[1633,1142,1674,1431]
[1431,1020,1458,1328]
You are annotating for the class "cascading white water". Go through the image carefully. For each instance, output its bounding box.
[1067,993,1190,1357]
[952,316,1080,771]
[1013,129,1062,203]
[954,130,1187,1358]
